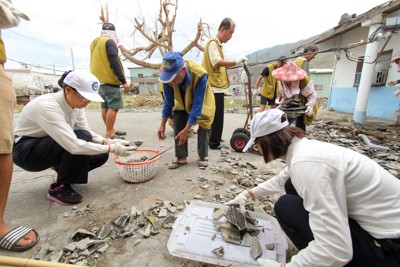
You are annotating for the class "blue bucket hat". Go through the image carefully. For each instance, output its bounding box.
[159,51,184,83]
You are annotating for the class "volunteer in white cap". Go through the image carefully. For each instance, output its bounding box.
[225,109,400,266]
[13,70,137,205]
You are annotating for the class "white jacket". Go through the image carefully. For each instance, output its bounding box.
[14,91,108,155]
[253,137,400,266]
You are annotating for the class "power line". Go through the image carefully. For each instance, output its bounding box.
[6,29,67,50]
[7,58,68,74]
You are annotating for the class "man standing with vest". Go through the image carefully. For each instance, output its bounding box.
[294,44,319,75]
[90,23,130,139]
[202,18,247,150]
[254,56,287,112]
[157,51,215,170]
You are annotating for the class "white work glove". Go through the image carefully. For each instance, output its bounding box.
[235,56,248,65]
[107,138,131,146]
[0,0,30,29]
[92,136,131,146]
[224,190,251,212]
[305,106,313,117]
[257,258,285,267]
[92,135,105,144]
[109,143,137,157]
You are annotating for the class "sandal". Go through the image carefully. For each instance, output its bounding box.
[110,134,125,140]
[0,226,40,252]
[115,131,127,136]
[198,159,209,169]
[168,160,188,170]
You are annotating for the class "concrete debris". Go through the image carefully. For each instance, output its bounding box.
[310,119,400,178]
[130,206,142,218]
[265,243,275,250]
[72,228,96,241]
[34,198,184,265]
[250,235,263,260]
[211,246,224,256]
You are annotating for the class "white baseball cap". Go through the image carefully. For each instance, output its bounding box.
[63,70,104,102]
[243,109,289,152]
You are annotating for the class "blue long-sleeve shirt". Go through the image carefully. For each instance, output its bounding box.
[161,68,207,126]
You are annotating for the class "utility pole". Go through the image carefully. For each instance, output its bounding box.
[70,47,75,70]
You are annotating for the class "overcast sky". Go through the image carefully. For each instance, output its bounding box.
[3,0,388,74]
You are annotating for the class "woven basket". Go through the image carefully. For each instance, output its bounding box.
[114,149,161,183]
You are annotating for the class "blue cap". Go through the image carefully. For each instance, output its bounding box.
[159,51,184,83]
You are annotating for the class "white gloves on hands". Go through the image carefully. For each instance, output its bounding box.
[0,0,30,29]
[107,138,130,146]
[110,143,137,157]
[257,258,284,267]
[224,190,250,212]
[235,56,248,65]
[92,136,131,146]
[92,135,105,144]
[305,106,313,117]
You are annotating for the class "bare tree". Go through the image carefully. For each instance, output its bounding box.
[99,0,210,69]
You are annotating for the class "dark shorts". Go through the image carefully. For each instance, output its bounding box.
[260,95,276,105]
[99,84,123,110]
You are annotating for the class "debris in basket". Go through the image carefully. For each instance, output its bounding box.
[211,246,224,257]
[126,156,150,163]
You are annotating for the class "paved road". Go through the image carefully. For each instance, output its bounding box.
[3,109,394,266]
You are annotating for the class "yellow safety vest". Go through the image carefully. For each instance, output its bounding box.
[202,38,229,89]
[170,60,215,129]
[90,36,124,85]
[261,64,279,99]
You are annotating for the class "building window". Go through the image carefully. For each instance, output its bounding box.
[353,51,391,87]
[138,74,144,78]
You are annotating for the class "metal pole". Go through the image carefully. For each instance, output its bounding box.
[70,47,75,70]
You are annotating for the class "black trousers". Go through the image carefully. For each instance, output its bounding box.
[173,111,210,159]
[209,92,224,148]
[13,129,109,184]
[274,179,400,266]
[288,115,306,131]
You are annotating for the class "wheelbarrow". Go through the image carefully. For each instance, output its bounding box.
[229,62,253,152]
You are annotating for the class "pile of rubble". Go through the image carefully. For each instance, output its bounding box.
[34,201,184,265]
[309,119,400,178]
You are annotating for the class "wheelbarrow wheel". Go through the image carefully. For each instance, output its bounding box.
[232,127,250,137]
[230,132,250,152]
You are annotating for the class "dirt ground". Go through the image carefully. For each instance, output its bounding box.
[2,108,398,267]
